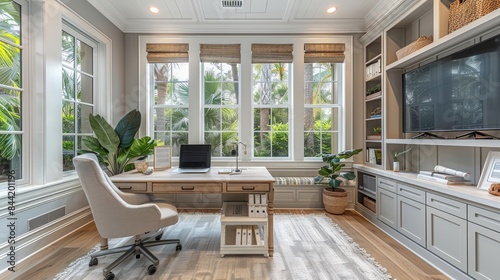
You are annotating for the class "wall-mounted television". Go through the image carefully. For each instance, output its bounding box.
[402,34,500,133]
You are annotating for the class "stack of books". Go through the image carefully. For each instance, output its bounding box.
[417,171,471,185]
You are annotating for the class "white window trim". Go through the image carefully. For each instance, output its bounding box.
[0,0,113,190]
[138,35,353,169]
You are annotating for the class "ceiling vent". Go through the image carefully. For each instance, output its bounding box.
[221,0,243,8]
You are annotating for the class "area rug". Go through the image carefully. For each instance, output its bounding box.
[54,213,392,280]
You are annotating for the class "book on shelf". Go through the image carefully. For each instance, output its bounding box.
[253,225,262,246]
[235,227,242,245]
[241,226,248,245]
[419,171,465,180]
[416,173,471,185]
[246,225,253,245]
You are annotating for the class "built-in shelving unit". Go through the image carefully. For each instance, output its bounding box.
[364,36,383,168]
[355,2,500,278]
[220,200,268,257]
[365,0,500,173]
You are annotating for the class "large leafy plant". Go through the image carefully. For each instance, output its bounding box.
[81,110,155,175]
[318,149,363,189]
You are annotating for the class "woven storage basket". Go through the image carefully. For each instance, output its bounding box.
[448,0,500,33]
[396,36,433,60]
[363,197,376,213]
[322,188,348,215]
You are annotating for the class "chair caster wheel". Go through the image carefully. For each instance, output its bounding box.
[176,244,182,251]
[136,254,141,259]
[104,272,115,280]
[89,257,98,267]
[148,264,157,275]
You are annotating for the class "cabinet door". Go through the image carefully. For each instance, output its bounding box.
[377,188,397,229]
[398,195,426,247]
[468,222,500,280]
[426,207,467,272]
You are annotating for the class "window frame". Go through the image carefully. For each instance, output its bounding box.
[138,36,353,168]
[61,22,98,173]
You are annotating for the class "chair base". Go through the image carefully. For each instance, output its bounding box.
[90,236,181,279]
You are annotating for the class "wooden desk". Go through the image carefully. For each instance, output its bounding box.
[111,167,275,257]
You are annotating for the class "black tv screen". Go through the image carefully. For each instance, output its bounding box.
[403,34,500,133]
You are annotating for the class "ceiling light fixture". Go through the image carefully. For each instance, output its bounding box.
[327,6,337,14]
[149,6,159,14]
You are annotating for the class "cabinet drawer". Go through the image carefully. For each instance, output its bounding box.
[427,193,466,219]
[114,182,147,192]
[152,182,222,193]
[226,183,270,192]
[469,205,500,233]
[377,177,397,192]
[397,183,425,204]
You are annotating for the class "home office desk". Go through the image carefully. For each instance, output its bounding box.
[110,167,275,256]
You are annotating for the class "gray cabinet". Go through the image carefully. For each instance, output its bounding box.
[377,187,397,229]
[426,206,467,272]
[398,195,426,247]
[468,205,500,280]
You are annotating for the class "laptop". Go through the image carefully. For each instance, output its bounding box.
[176,144,212,173]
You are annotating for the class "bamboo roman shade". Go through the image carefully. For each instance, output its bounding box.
[252,44,293,63]
[146,43,189,63]
[304,43,345,63]
[199,44,241,63]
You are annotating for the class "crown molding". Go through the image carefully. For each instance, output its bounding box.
[360,0,419,45]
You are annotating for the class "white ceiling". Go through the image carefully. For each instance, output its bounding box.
[86,0,401,34]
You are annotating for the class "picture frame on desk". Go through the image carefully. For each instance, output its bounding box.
[154,146,171,170]
[477,151,500,190]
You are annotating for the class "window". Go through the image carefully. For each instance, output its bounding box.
[147,43,189,157]
[252,44,293,158]
[303,43,345,157]
[0,0,23,182]
[140,37,351,165]
[61,26,96,171]
[200,44,240,157]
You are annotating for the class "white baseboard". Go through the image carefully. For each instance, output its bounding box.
[0,207,93,273]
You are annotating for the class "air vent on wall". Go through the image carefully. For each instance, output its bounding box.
[221,0,243,8]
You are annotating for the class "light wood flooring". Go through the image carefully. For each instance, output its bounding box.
[2,209,448,280]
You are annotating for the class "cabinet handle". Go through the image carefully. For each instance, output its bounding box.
[242,186,255,190]
[118,186,132,190]
[181,186,195,190]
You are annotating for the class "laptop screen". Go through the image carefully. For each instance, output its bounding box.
[178,144,211,168]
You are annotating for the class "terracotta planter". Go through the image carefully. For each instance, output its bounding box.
[322,188,348,215]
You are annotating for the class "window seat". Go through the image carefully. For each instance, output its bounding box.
[273,176,355,209]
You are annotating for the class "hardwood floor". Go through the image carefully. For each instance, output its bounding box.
[2,209,448,280]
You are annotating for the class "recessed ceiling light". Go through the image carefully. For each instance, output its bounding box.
[149,6,159,14]
[327,6,337,14]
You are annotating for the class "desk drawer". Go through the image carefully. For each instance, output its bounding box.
[226,183,270,192]
[114,182,147,192]
[152,182,222,193]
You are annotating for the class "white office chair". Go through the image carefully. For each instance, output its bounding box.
[73,153,181,280]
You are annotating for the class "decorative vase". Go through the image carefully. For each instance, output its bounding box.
[393,161,400,172]
[322,188,348,215]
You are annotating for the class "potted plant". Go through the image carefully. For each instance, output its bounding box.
[393,146,412,172]
[80,110,156,175]
[318,149,362,214]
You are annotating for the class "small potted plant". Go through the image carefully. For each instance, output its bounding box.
[393,146,412,172]
[318,149,362,214]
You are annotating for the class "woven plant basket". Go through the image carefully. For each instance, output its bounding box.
[396,36,433,60]
[322,188,348,215]
[448,0,500,33]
